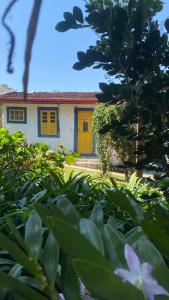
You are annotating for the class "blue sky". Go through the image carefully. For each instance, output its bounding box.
[0,0,169,92]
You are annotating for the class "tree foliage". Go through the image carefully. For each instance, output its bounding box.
[56,0,169,174]
[93,103,136,172]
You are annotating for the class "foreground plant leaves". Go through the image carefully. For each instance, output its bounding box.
[79,218,104,255]
[102,225,125,268]
[0,232,38,276]
[73,259,144,300]
[43,231,59,289]
[142,221,169,260]
[47,217,112,270]
[25,210,42,261]
[133,236,169,293]
[0,272,48,300]
[56,195,81,227]
[90,201,104,229]
[6,217,29,253]
[61,254,82,300]
[108,190,144,222]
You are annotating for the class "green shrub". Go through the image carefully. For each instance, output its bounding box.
[0,129,169,299]
[0,197,169,299]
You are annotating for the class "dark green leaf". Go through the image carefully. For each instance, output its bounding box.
[55,21,72,32]
[43,231,59,288]
[6,217,28,253]
[108,190,144,222]
[73,259,143,300]
[73,62,86,70]
[102,225,125,268]
[133,236,169,291]
[47,217,112,270]
[0,272,48,300]
[142,221,169,260]
[25,211,42,261]
[61,254,81,300]
[90,201,103,228]
[56,196,80,227]
[64,12,76,23]
[30,190,47,204]
[35,204,51,222]
[0,233,38,276]
[80,218,104,255]
[73,6,84,23]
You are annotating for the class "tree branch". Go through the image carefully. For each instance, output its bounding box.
[2,0,19,73]
[23,0,43,99]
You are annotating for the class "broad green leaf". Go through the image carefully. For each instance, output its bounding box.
[9,263,22,277]
[47,217,112,270]
[52,205,68,223]
[30,190,47,204]
[43,231,59,288]
[20,276,41,290]
[108,190,144,222]
[0,232,38,276]
[90,201,103,228]
[36,203,67,225]
[64,12,76,23]
[23,180,37,197]
[6,217,28,253]
[13,294,25,300]
[153,204,169,232]
[125,226,145,244]
[102,225,125,268]
[0,272,48,300]
[56,196,80,227]
[25,211,42,261]
[73,6,84,23]
[133,236,169,291]
[61,254,81,300]
[107,216,118,228]
[142,221,169,260]
[0,258,14,265]
[56,21,73,32]
[80,218,104,255]
[73,259,143,300]
[35,204,51,221]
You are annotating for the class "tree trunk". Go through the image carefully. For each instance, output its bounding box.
[136,123,143,178]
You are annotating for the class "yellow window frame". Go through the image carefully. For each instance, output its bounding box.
[38,107,59,137]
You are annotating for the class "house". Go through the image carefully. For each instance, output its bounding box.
[0,92,98,155]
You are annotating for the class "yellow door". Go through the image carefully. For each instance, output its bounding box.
[77,111,93,154]
[40,110,57,136]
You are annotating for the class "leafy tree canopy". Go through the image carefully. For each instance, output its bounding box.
[56,0,169,175]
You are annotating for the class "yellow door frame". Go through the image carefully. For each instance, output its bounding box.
[74,108,95,155]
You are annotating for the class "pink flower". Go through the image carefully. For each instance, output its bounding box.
[114,244,169,300]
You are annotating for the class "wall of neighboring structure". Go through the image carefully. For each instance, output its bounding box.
[2,103,95,151]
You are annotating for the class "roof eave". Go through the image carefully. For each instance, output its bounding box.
[0,98,97,104]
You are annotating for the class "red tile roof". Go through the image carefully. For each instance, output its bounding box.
[0,92,98,104]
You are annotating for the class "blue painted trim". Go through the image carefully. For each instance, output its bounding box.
[37,107,60,138]
[7,107,27,124]
[74,107,96,155]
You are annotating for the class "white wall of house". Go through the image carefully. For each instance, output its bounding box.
[2,103,95,151]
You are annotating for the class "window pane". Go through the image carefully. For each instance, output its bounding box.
[42,112,47,123]
[9,109,25,121]
[10,110,15,120]
[18,111,24,120]
[50,111,56,123]
[15,111,19,119]
[83,121,88,132]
